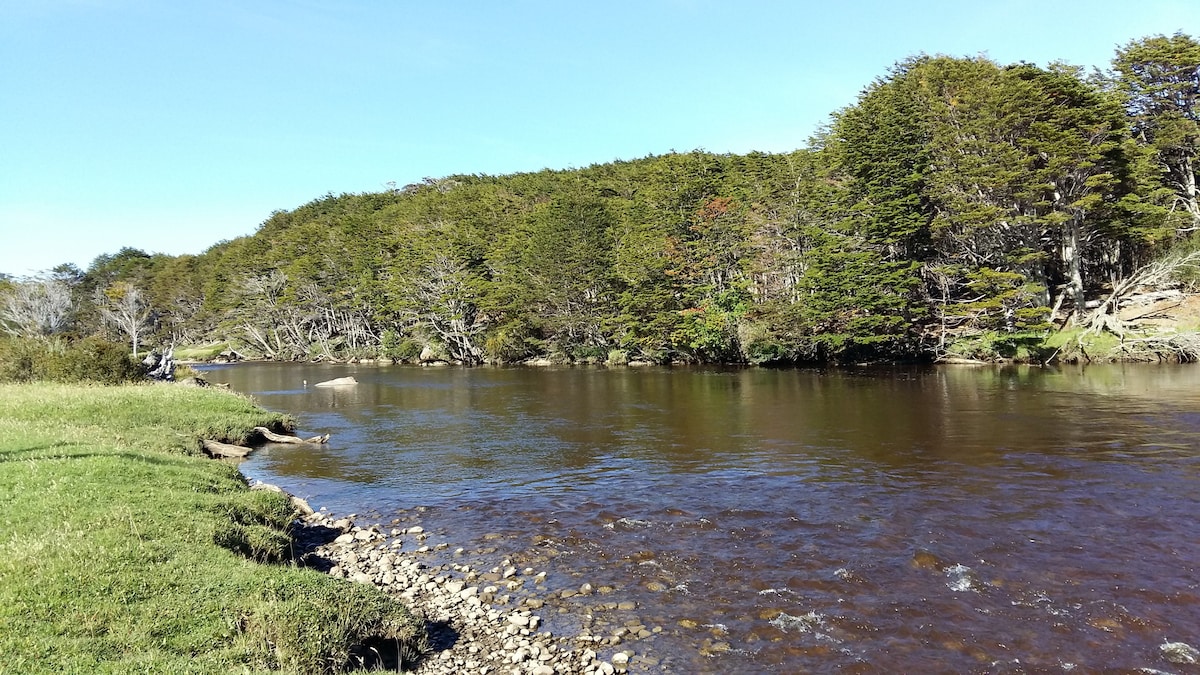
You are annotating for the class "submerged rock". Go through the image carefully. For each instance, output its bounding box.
[1161,641,1199,664]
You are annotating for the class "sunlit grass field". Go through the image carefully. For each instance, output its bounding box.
[0,383,422,673]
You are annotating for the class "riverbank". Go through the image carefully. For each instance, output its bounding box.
[0,383,425,673]
[289,503,642,674]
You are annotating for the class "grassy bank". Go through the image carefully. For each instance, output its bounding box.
[0,383,424,673]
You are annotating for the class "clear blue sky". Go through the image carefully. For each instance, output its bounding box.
[1,0,1196,277]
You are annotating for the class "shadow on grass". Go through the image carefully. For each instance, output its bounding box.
[0,443,187,466]
[289,522,452,671]
[350,620,453,672]
[290,522,343,572]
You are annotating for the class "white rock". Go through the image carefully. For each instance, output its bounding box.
[313,376,358,387]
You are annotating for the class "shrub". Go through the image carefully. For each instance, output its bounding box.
[0,336,145,384]
[380,329,421,362]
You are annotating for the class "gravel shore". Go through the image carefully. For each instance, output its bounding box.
[289,503,661,674]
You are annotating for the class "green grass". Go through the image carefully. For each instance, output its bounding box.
[174,343,231,362]
[1043,327,1124,362]
[0,383,424,674]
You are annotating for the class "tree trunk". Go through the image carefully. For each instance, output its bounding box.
[1062,217,1085,324]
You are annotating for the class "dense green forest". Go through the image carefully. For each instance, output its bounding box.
[4,33,1200,365]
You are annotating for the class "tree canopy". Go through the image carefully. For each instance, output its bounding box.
[10,32,1199,365]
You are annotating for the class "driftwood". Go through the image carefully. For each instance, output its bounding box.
[313,376,357,387]
[141,348,175,381]
[201,439,251,458]
[1082,250,1200,337]
[253,426,330,445]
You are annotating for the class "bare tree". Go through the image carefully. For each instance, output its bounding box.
[1,278,73,338]
[97,283,152,357]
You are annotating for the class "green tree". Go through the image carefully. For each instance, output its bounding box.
[1113,32,1200,231]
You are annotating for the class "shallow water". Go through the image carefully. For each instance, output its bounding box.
[201,362,1200,673]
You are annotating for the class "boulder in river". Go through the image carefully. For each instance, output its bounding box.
[313,376,358,387]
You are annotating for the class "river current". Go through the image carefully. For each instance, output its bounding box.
[199,362,1200,673]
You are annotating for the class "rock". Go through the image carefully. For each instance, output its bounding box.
[612,651,630,666]
[350,572,374,585]
[313,376,357,387]
[1162,641,1199,664]
[616,601,637,611]
[579,583,594,595]
[532,665,555,675]
[509,614,531,628]
[333,533,355,544]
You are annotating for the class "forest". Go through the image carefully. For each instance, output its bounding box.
[4,33,1200,367]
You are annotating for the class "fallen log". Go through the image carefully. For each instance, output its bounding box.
[202,439,252,458]
[253,427,330,445]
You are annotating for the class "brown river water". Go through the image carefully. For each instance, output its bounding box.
[200,363,1200,673]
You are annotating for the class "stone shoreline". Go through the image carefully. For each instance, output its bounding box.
[264,482,659,674]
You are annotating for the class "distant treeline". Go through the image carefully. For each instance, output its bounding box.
[4,33,1200,364]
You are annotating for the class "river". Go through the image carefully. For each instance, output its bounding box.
[198,362,1200,673]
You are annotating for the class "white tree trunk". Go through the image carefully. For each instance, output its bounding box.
[1062,218,1086,324]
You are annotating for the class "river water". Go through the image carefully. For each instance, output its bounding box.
[200,362,1200,673]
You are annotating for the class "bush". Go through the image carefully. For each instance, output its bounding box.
[0,336,145,384]
[379,329,420,362]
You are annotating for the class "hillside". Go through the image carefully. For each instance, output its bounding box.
[3,33,1199,366]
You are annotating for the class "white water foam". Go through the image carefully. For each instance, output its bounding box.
[604,517,653,530]
[770,610,826,634]
[945,563,979,593]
